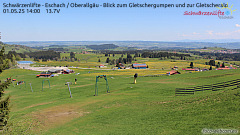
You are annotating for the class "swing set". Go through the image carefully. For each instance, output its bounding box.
[94,75,109,96]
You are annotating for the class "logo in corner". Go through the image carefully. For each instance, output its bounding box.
[217,2,237,19]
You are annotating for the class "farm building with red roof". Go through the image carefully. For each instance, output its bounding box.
[36,72,52,78]
[132,64,147,69]
[166,70,181,75]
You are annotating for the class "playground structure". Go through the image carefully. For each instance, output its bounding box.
[95,75,109,96]
[42,79,50,91]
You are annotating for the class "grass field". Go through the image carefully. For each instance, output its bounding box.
[0,65,239,134]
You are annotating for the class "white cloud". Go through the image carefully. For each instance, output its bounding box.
[206,31,213,35]
[215,32,231,36]
[193,32,200,35]
[235,29,240,33]
[236,24,240,27]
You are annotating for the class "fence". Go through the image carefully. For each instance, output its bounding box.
[175,79,240,96]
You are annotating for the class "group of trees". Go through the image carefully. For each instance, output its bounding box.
[104,53,135,65]
[205,59,226,68]
[141,52,190,59]
[8,50,60,62]
[105,53,115,57]
[0,49,18,71]
[185,51,240,61]
[0,47,11,130]
[26,50,60,61]
[86,44,119,50]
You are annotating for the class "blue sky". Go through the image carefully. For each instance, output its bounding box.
[0,0,240,42]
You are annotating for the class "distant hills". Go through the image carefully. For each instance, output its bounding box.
[4,41,240,49]
[0,43,38,53]
[86,44,119,50]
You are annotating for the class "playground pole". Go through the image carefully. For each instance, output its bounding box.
[30,83,33,92]
[67,83,72,98]
[95,76,98,96]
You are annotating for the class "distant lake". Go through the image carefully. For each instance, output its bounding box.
[17,61,34,64]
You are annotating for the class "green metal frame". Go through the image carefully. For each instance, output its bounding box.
[95,75,109,96]
[42,79,50,91]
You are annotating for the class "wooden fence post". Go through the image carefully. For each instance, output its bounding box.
[184,88,186,96]
[237,80,239,88]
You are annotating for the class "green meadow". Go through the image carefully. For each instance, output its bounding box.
[0,66,239,134]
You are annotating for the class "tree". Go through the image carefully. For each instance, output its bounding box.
[190,62,194,68]
[119,58,123,63]
[98,59,101,62]
[106,58,110,63]
[134,53,138,58]
[0,47,11,130]
[15,54,21,61]
[116,62,120,68]
[110,59,115,65]
[123,58,127,64]
[222,62,225,68]
[70,52,75,60]
[209,66,212,70]
[209,59,215,66]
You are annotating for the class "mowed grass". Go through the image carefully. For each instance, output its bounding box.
[0,68,240,134]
